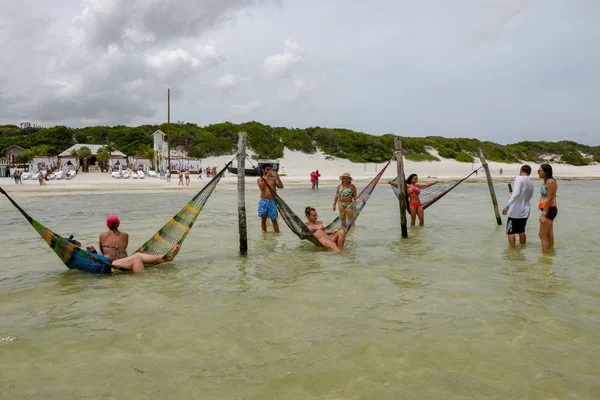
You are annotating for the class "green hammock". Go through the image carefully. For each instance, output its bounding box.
[269,161,390,246]
[0,160,233,273]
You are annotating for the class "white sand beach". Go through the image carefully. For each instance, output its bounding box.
[3,149,599,196]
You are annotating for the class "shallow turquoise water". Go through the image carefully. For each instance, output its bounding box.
[1,179,599,399]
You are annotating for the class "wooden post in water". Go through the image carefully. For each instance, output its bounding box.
[478,147,502,225]
[237,132,248,254]
[167,88,171,174]
[395,137,408,238]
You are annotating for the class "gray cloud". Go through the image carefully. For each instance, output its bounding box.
[1,0,599,145]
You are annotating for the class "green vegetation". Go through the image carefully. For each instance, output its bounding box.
[1,122,598,166]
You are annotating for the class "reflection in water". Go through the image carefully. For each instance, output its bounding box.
[0,182,599,398]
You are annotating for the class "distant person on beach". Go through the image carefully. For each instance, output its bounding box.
[310,170,321,190]
[185,169,190,186]
[66,236,169,273]
[499,168,503,175]
[178,169,184,186]
[333,173,357,226]
[502,165,534,247]
[38,171,46,186]
[99,215,129,261]
[166,169,171,182]
[303,206,346,251]
[390,174,437,226]
[257,164,283,233]
[197,166,202,179]
[14,170,22,184]
[538,164,558,252]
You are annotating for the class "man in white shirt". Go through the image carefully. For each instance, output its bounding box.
[502,165,534,247]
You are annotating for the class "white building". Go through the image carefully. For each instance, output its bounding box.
[152,130,167,173]
[59,144,127,171]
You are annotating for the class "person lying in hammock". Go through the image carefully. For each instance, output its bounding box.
[302,207,346,251]
[66,236,177,273]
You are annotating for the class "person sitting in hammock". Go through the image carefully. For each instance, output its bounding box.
[333,172,357,227]
[66,236,174,273]
[303,206,346,251]
[99,215,129,261]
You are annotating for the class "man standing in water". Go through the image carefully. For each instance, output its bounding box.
[502,165,534,247]
[257,164,283,233]
[99,215,129,260]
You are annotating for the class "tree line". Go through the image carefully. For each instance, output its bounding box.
[1,122,599,166]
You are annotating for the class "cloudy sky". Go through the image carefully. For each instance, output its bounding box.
[1,0,598,144]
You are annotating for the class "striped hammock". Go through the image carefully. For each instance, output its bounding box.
[0,160,232,274]
[389,167,481,210]
[273,162,390,246]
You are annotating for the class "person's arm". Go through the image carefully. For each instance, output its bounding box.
[333,185,340,210]
[257,177,266,190]
[504,177,521,213]
[352,184,357,200]
[275,173,283,189]
[417,181,437,188]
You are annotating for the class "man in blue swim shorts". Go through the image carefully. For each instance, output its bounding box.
[257,164,284,232]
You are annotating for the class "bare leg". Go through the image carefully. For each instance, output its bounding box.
[319,237,341,252]
[417,207,425,226]
[261,214,268,232]
[548,221,554,249]
[332,230,345,250]
[508,234,516,247]
[518,232,526,246]
[409,206,417,226]
[539,220,552,252]
[272,219,280,233]
[339,204,347,226]
[111,253,162,273]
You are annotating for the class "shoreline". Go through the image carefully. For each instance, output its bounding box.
[1,174,598,198]
[3,149,599,197]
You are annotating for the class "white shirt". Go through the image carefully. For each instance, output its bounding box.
[506,175,534,219]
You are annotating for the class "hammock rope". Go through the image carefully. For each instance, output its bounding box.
[0,158,234,273]
[248,157,391,246]
[389,166,482,210]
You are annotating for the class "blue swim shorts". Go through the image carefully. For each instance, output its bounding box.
[258,198,278,220]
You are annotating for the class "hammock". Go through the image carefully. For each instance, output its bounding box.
[389,167,481,210]
[0,160,233,274]
[271,161,391,246]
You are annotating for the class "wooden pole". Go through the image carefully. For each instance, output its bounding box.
[167,88,171,173]
[237,132,248,254]
[395,137,408,238]
[478,147,502,225]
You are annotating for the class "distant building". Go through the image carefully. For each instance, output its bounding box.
[1,145,25,164]
[32,155,59,172]
[58,144,127,171]
[129,156,152,171]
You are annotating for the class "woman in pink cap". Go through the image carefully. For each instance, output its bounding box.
[99,215,129,261]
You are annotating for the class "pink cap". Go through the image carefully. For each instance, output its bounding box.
[106,215,120,228]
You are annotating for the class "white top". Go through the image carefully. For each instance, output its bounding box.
[506,175,534,219]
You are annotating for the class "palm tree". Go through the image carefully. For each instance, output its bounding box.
[77,146,92,172]
[96,147,111,172]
